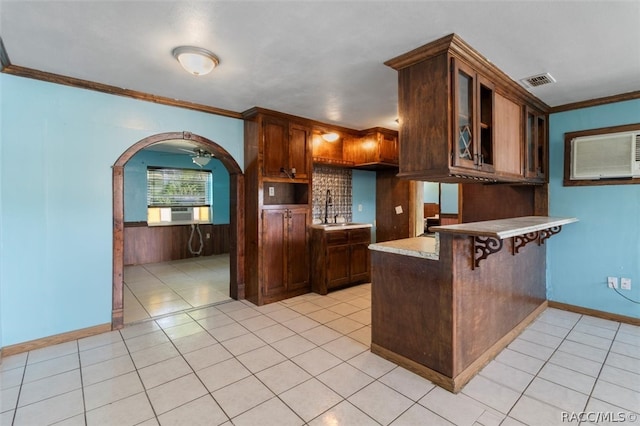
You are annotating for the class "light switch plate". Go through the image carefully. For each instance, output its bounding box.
[395,205,403,214]
[268,186,275,197]
[607,276,618,289]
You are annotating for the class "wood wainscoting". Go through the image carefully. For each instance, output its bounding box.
[124,222,230,266]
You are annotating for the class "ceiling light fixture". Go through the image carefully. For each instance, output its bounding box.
[192,149,212,167]
[322,132,340,142]
[172,46,219,76]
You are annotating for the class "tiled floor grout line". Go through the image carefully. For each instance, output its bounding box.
[497,312,586,424]
[76,339,89,426]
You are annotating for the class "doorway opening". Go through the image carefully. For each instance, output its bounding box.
[112,131,244,330]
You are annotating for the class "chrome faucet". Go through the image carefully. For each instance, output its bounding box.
[324,189,332,224]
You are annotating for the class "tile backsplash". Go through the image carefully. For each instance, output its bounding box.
[312,165,352,223]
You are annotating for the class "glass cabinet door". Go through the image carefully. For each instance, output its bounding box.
[452,59,494,172]
[453,60,476,169]
[525,107,546,180]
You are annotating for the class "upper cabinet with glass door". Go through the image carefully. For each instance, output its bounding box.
[385,33,549,184]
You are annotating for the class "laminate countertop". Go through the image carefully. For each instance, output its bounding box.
[430,216,578,239]
[369,235,439,260]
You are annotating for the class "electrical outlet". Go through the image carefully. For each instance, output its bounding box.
[621,278,631,290]
[358,204,363,212]
[607,276,618,289]
[268,186,275,197]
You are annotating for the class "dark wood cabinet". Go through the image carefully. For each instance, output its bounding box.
[385,33,549,184]
[261,115,312,180]
[311,227,371,295]
[344,128,399,169]
[244,108,312,305]
[525,106,547,182]
[262,207,310,301]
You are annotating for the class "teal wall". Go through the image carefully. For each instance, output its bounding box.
[352,169,377,242]
[440,183,458,214]
[124,151,230,224]
[0,74,243,347]
[548,99,640,319]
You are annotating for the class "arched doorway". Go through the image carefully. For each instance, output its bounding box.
[112,131,244,329]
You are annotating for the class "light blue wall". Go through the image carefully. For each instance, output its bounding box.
[124,151,230,224]
[548,99,640,319]
[440,183,459,214]
[0,74,243,347]
[423,182,439,204]
[352,169,377,242]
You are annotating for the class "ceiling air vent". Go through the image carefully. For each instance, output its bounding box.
[520,73,556,88]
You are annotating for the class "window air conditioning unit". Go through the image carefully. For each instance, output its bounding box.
[571,131,640,180]
[170,207,194,222]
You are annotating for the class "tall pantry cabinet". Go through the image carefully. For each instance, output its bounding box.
[243,108,312,305]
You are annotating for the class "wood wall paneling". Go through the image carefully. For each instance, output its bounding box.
[124,223,231,266]
[459,183,535,223]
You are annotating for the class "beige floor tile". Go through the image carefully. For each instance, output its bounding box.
[389,403,455,426]
[129,341,179,369]
[138,355,192,389]
[207,322,250,342]
[1,386,19,414]
[591,380,640,414]
[13,389,84,425]
[524,377,589,413]
[27,341,78,364]
[236,345,287,373]
[252,323,296,344]
[509,395,568,426]
[1,353,27,372]
[325,317,365,335]
[348,381,413,425]
[292,347,342,376]
[347,350,396,379]
[418,386,485,426]
[78,330,123,352]
[494,348,545,375]
[327,302,362,316]
[183,343,233,371]
[1,367,25,390]
[309,400,378,426]
[147,373,208,415]
[22,353,79,384]
[162,321,205,340]
[321,335,368,361]
[266,307,303,323]
[478,360,535,393]
[155,312,196,329]
[124,329,170,353]
[537,362,596,395]
[197,358,251,392]
[280,378,343,422]
[221,333,266,356]
[212,375,275,418]
[86,392,154,426]
[172,329,218,354]
[18,369,81,407]
[80,340,129,367]
[157,395,229,426]
[232,396,304,426]
[461,374,520,414]
[81,354,136,386]
[301,325,343,346]
[598,364,640,392]
[282,316,322,333]
[84,371,144,411]
[379,366,435,401]
[316,362,374,398]
[255,360,312,395]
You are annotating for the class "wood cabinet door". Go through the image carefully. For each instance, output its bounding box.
[261,209,287,297]
[494,93,522,177]
[287,208,310,292]
[349,242,370,283]
[262,117,288,177]
[378,133,398,164]
[452,59,477,170]
[525,107,547,181]
[326,245,350,289]
[288,123,311,179]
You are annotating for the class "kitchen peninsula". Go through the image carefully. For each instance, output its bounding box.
[369,216,577,393]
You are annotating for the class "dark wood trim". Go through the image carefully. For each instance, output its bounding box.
[551,90,640,114]
[1,65,243,120]
[2,323,111,357]
[549,301,640,327]
[113,132,244,330]
[0,37,10,70]
[563,123,640,187]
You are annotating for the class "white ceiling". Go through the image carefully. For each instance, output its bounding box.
[1,1,639,131]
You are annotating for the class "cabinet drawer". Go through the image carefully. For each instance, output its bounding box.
[349,228,371,243]
[326,230,349,245]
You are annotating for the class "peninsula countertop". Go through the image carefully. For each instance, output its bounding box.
[369,235,439,260]
[429,216,578,239]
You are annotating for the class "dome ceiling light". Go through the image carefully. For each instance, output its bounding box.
[172,46,219,76]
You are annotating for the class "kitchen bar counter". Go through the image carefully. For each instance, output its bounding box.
[370,216,578,393]
[369,235,439,260]
[430,216,578,239]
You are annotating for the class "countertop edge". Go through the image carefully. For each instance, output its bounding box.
[430,216,579,239]
[369,236,439,260]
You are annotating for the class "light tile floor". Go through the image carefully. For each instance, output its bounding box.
[1,283,639,425]
[124,254,231,324]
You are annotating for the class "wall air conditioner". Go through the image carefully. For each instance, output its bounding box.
[170,207,194,222]
[571,131,640,180]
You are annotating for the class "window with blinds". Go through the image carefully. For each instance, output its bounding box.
[147,168,213,225]
[147,167,212,207]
